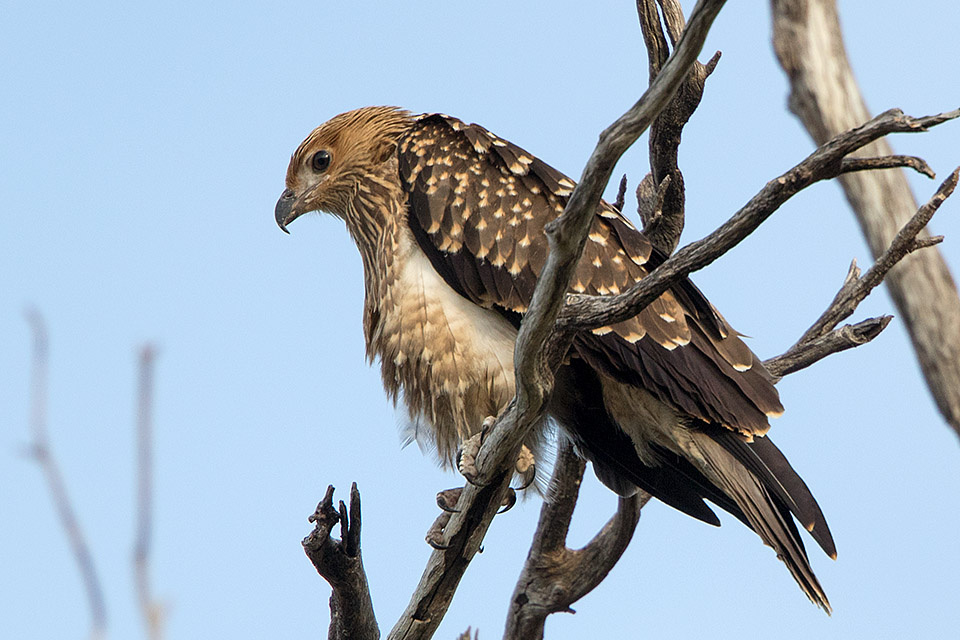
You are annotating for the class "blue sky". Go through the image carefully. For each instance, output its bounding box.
[2,2,958,638]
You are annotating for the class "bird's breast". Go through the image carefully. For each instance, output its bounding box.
[369,232,518,461]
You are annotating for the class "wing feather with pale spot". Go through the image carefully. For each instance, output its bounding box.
[397,113,782,437]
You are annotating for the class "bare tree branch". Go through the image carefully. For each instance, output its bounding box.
[840,155,935,178]
[504,442,648,640]
[636,0,721,254]
[799,168,957,345]
[765,316,892,378]
[479,0,728,485]
[772,0,960,438]
[613,174,628,213]
[761,168,956,376]
[25,310,107,640]
[134,345,165,640]
[304,484,379,640]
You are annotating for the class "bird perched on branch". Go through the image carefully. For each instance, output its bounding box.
[276,106,836,611]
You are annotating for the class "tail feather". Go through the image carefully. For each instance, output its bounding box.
[713,430,836,559]
[688,431,832,612]
[749,435,836,559]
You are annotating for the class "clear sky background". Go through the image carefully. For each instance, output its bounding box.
[2,2,958,638]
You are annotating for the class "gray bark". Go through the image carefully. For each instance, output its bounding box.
[772,0,960,438]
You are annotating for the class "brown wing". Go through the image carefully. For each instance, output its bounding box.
[396,113,782,436]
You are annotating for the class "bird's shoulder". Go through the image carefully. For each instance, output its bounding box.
[394,113,781,435]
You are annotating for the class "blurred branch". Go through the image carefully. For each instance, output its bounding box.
[134,345,165,639]
[25,310,107,640]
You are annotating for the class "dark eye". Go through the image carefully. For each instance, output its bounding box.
[311,150,331,173]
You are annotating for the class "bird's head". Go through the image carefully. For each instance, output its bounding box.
[275,106,414,232]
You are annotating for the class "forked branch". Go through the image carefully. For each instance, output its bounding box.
[304,484,379,640]
[504,442,648,639]
[766,168,958,377]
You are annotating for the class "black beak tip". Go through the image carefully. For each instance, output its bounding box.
[275,188,297,234]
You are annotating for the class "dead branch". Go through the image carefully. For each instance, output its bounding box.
[840,156,934,178]
[800,168,956,344]
[25,310,107,640]
[497,5,717,632]
[765,316,892,378]
[771,0,960,438]
[636,0,721,254]
[503,442,648,640]
[304,484,379,640]
[764,168,957,376]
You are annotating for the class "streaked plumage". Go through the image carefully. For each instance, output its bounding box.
[276,106,836,611]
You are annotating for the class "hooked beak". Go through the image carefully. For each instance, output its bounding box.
[275,188,299,234]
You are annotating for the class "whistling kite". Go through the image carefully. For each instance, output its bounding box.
[276,107,835,610]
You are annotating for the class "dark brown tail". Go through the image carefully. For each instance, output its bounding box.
[688,429,834,612]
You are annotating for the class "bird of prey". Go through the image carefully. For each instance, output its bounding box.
[276,106,836,611]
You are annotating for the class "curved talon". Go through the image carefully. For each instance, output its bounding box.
[515,444,537,490]
[517,463,536,491]
[480,415,496,439]
[427,536,451,550]
[497,488,517,514]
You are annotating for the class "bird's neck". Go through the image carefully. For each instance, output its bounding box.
[341,165,408,359]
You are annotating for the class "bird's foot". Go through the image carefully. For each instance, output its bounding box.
[456,416,496,484]
[425,510,454,549]
[425,484,518,549]
[456,417,536,489]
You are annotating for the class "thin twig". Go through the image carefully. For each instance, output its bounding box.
[613,174,628,212]
[761,168,956,378]
[764,316,892,378]
[134,345,165,640]
[25,310,107,640]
